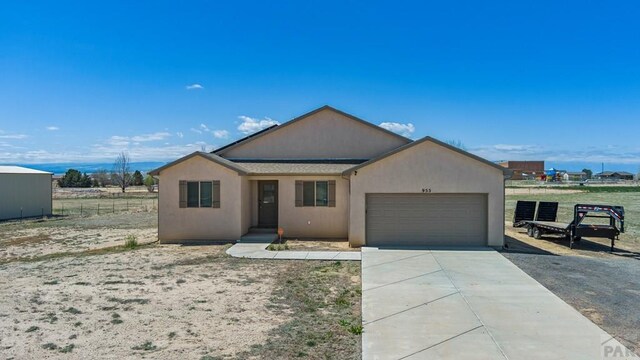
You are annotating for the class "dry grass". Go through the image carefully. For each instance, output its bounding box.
[282,239,359,252]
[506,191,640,252]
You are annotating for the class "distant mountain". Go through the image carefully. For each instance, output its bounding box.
[5,160,639,176]
[9,162,167,175]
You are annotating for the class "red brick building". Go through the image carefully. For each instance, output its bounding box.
[498,161,545,180]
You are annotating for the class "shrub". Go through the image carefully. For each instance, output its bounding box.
[25,326,39,333]
[144,175,156,192]
[132,341,157,351]
[124,235,138,249]
[348,325,363,335]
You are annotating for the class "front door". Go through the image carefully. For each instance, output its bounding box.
[258,181,278,227]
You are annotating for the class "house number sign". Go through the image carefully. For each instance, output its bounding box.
[421,188,432,193]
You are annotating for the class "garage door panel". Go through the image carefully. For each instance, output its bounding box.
[366,193,487,247]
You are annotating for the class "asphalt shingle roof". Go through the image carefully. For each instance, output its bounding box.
[238,162,355,175]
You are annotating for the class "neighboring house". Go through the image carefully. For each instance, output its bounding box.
[498,160,545,180]
[594,171,634,181]
[562,171,587,182]
[0,166,53,220]
[150,106,511,248]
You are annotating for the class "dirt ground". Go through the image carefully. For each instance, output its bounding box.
[0,213,158,262]
[0,245,289,359]
[0,194,362,359]
[283,239,360,252]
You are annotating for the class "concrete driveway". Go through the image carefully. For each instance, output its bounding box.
[362,247,634,360]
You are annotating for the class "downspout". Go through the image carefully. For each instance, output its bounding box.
[342,172,352,247]
[503,170,513,250]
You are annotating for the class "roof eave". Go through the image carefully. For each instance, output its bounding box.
[148,152,248,176]
[342,136,511,176]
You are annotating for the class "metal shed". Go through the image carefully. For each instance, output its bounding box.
[0,166,53,220]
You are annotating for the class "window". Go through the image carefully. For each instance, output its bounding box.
[180,180,220,208]
[315,181,328,206]
[187,181,200,208]
[300,181,329,207]
[200,181,212,207]
[303,181,315,206]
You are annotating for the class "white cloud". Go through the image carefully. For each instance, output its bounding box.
[46,126,59,131]
[468,143,640,164]
[200,123,210,132]
[106,132,171,147]
[237,115,279,135]
[0,134,28,139]
[186,83,204,90]
[378,122,415,137]
[212,130,230,139]
[176,132,184,138]
[107,136,130,147]
[130,132,171,142]
[190,128,202,134]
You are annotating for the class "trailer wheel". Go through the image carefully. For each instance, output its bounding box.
[527,226,534,237]
[573,236,581,242]
[532,227,542,239]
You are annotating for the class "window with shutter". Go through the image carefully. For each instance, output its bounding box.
[297,180,336,207]
[180,180,221,208]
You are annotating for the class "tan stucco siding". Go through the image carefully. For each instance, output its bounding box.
[248,175,349,238]
[240,177,251,235]
[349,141,505,247]
[157,156,243,242]
[222,109,409,159]
[0,173,52,220]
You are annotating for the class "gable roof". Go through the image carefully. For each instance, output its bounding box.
[342,136,512,176]
[148,152,355,176]
[148,152,249,176]
[213,105,412,156]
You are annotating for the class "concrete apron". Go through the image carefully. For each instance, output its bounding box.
[225,233,361,261]
[362,247,635,360]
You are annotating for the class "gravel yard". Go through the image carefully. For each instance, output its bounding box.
[502,236,640,354]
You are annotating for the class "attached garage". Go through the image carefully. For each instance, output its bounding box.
[365,193,488,247]
[345,137,511,248]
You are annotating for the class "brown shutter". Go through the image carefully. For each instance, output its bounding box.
[328,180,336,207]
[212,180,221,208]
[295,180,303,207]
[179,180,187,208]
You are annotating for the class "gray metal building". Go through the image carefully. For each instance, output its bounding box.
[0,166,53,220]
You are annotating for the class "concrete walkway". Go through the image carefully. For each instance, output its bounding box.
[225,233,361,261]
[362,247,634,360]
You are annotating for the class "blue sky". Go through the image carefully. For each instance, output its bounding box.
[1,1,639,171]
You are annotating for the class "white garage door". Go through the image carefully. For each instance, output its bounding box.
[366,193,488,247]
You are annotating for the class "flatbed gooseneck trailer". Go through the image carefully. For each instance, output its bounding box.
[513,201,625,251]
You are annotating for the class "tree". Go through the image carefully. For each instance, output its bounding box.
[92,169,111,187]
[582,168,593,179]
[133,170,144,186]
[58,169,92,188]
[445,139,467,151]
[144,175,156,192]
[112,152,132,193]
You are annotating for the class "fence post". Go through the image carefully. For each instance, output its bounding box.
[126,200,129,211]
